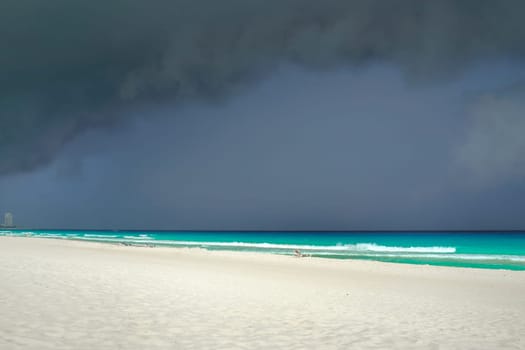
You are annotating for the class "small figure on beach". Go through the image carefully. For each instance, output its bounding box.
[294,249,304,257]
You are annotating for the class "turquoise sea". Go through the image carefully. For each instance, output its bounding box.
[1,230,525,270]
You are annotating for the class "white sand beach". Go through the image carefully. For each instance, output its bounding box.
[0,236,524,349]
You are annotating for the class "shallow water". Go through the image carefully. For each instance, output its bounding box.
[2,230,525,270]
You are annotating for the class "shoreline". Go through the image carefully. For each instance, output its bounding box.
[3,235,523,285]
[1,235,524,272]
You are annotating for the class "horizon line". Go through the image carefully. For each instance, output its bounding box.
[3,228,525,233]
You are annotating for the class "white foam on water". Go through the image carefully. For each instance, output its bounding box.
[84,234,119,238]
[0,230,35,235]
[123,235,151,240]
[353,243,456,253]
[148,240,456,253]
[0,232,476,256]
[75,236,123,242]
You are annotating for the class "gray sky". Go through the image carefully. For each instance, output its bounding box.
[1,1,525,229]
[2,63,525,229]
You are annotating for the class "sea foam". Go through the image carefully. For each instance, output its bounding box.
[146,240,456,254]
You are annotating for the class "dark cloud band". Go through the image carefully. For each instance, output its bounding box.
[1,0,525,174]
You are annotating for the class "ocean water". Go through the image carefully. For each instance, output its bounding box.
[1,230,525,270]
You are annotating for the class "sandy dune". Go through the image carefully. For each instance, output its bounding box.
[0,237,524,349]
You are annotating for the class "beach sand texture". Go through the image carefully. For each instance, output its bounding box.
[1,237,524,349]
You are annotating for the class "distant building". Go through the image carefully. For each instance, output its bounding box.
[3,212,14,227]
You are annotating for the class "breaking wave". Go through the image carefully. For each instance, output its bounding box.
[149,241,456,254]
[85,234,119,238]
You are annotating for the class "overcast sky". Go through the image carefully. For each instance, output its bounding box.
[1,1,525,229]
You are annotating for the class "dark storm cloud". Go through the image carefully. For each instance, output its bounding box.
[1,0,525,175]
